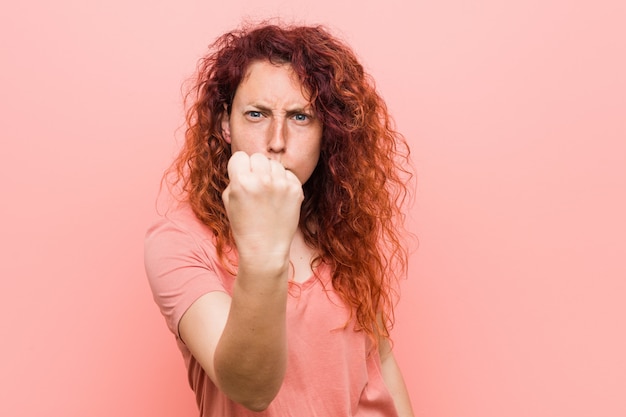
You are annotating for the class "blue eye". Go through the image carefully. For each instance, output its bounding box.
[247,111,262,118]
[294,114,308,121]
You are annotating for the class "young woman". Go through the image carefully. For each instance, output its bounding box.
[145,22,414,416]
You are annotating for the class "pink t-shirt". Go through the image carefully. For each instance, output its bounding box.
[144,203,398,416]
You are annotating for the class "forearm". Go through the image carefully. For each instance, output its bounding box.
[213,261,289,411]
[380,343,414,416]
[213,151,304,410]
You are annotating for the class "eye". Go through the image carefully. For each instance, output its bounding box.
[246,111,262,118]
[293,113,309,122]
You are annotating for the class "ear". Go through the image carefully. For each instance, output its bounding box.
[221,110,231,144]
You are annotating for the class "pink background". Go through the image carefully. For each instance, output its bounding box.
[1,1,625,416]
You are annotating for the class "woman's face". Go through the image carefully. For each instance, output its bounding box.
[221,60,323,184]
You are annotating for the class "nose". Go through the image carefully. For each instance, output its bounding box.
[267,118,286,155]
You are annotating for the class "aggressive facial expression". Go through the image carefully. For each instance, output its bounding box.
[222,60,323,184]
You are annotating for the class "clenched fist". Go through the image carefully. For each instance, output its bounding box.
[222,152,304,265]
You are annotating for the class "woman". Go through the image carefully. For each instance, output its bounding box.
[145,22,414,416]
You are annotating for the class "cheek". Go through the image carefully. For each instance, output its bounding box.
[310,133,323,160]
[229,126,259,153]
[303,144,322,175]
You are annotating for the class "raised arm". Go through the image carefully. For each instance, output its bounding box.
[179,152,303,411]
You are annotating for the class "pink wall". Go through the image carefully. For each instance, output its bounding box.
[1,1,624,416]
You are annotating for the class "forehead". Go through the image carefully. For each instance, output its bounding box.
[235,60,312,104]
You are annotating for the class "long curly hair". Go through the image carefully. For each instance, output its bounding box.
[166,22,412,344]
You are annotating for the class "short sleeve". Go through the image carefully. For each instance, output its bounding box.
[144,212,229,339]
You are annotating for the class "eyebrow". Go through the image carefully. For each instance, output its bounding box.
[247,103,315,115]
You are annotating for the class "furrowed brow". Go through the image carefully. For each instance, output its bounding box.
[286,105,315,115]
[247,104,273,113]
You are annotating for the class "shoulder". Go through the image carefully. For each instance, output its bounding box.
[145,202,219,259]
[144,201,228,287]
[144,202,232,336]
[146,202,211,244]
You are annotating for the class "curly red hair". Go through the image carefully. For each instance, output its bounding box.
[166,22,412,344]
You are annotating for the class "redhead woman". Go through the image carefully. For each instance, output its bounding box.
[145,22,414,417]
